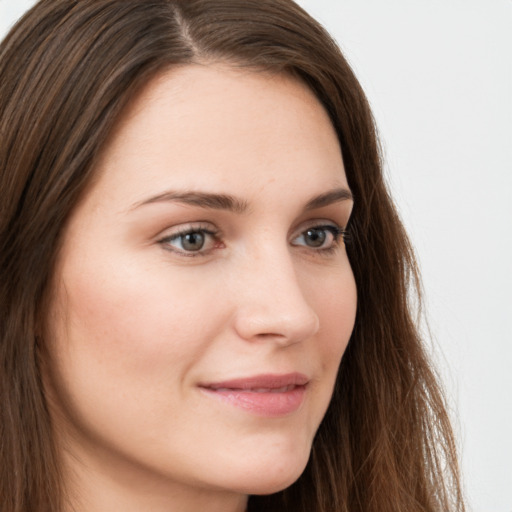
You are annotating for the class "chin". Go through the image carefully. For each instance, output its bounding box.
[226,448,311,496]
[247,471,305,496]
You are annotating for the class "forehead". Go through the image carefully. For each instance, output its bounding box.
[88,64,347,210]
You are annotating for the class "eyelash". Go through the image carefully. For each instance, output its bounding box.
[292,225,348,255]
[158,223,349,258]
[158,224,221,257]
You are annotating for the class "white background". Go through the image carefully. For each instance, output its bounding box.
[1,1,511,511]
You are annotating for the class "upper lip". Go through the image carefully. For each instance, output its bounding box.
[200,373,309,391]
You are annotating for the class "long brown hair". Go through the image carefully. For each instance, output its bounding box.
[0,1,465,511]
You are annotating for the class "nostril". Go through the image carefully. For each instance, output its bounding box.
[254,332,293,344]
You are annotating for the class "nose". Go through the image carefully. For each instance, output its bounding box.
[232,247,320,346]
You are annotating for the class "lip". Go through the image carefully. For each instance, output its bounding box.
[199,373,309,417]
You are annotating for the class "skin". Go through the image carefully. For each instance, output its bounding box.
[44,64,357,512]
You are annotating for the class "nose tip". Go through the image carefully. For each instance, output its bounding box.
[233,273,320,346]
[235,306,320,345]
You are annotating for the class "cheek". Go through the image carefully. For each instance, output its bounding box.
[300,264,356,418]
[311,270,356,423]
[46,252,232,425]
[44,254,236,462]
[314,266,357,360]
[56,257,219,365]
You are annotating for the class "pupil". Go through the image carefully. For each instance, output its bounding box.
[182,232,205,251]
[306,228,326,247]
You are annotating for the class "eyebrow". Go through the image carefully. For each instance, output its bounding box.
[304,187,353,210]
[131,191,249,214]
[131,186,353,213]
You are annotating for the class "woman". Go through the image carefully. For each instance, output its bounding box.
[0,1,465,511]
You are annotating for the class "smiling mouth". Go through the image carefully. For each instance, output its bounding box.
[199,373,309,417]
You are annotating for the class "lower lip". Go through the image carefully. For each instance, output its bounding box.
[200,386,306,417]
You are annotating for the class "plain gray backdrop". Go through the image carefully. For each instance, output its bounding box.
[1,1,511,511]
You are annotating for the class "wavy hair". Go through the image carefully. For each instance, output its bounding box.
[0,1,464,511]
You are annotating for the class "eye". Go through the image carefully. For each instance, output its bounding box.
[291,224,346,251]
[159,226,220,256]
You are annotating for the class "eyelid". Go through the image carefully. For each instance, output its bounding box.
[290,219,345,239]
[157,222,221,257]
[157,221,216,239]
[290,220,348,252]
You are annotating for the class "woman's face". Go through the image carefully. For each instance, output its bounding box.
[45,65,357,510]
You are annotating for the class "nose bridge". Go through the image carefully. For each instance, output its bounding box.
[232,239,320,344]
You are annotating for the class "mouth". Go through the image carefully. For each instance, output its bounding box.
[210,384,299,393]
[199,373,309,417]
